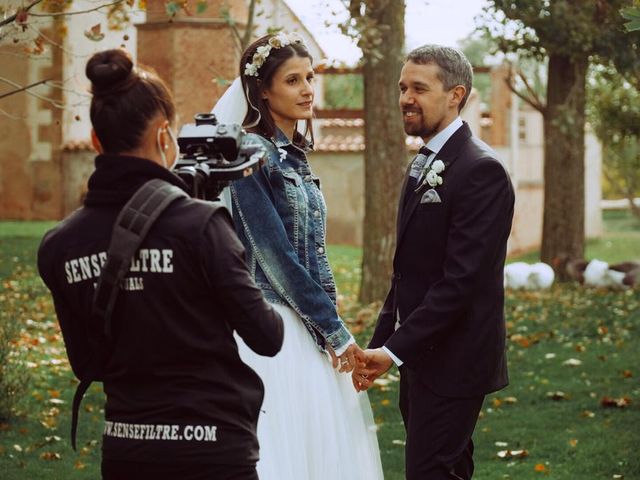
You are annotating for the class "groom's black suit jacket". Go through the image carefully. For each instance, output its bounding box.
[369,122,514,398]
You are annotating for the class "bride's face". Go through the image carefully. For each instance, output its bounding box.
[262,55,314,128]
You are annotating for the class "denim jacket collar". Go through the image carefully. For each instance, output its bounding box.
[272,127,313,153]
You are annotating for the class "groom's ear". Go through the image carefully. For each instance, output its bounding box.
[449,84,466,109]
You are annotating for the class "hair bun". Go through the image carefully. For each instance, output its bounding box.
[86,49,135,94]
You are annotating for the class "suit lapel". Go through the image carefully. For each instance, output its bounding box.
[396,122,473,246]
[396,163,413,238]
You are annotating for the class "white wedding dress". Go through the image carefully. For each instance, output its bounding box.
[236,303,384,480]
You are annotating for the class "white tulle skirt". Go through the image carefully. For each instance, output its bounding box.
[235,303,384,480]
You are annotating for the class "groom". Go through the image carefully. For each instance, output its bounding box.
[353,45,515,479]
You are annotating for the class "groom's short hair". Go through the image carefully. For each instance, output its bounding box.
[406,45,473,112]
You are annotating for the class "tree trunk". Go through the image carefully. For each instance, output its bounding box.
[540,53,588,279]
[358,0,406,303]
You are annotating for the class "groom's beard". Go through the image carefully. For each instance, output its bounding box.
[403,118,442,139]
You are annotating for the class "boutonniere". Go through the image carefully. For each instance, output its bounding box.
[415,159,445,192]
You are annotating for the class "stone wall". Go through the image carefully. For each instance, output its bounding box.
[138,1,247,125]
[0,17,64,219]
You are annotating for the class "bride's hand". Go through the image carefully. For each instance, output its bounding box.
[326,344,339,369]
[337,344,366,373]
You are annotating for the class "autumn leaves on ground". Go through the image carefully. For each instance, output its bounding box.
[0,215,638,479]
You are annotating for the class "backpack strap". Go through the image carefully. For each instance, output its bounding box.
[71,178,188,450]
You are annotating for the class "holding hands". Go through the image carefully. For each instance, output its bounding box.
[327,343,368,373]
[351,349,394,392]
[326,344,395,391]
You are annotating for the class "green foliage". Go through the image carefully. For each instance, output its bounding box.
[588,67,640,206]
[323,74,363,109]
[481,0,640,73]
[478,0,640,112]
[621,5,640,31]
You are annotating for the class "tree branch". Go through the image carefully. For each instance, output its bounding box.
[0,77,50,101]
[0,0,45,28]
[516,68,546,111]
[240,0,257,52]
[504,68,546,115]
[28,0,127,18]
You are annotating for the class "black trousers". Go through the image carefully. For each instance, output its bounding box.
[399,367,485,480]
[101,459,259,480]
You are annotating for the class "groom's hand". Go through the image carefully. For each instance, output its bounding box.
[352,348,393,392]
[338,344,366,373]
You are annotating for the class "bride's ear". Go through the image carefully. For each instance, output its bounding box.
[257,80,268,100]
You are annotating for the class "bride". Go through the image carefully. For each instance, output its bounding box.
[211,32,384,479]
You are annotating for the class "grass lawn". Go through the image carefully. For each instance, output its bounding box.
[0,211,638,479]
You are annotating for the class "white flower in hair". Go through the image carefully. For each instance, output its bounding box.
[256,45,271,57]
[244,63,259,77]
[244,32,306,77]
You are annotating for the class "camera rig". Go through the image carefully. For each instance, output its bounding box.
[174,113,265,200]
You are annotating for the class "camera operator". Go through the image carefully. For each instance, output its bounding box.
[37,49,283,480]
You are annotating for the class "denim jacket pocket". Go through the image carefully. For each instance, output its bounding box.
[281,169,302,187]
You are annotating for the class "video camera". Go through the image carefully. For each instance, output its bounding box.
[174,113,265,200]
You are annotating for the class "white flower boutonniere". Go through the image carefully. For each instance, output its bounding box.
[417,159,445,191]
[277,147,287,162]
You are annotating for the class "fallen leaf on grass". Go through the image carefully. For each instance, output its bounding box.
[600,396,631,408]
[47,389,60,398]
[392,439,406,446]
[534,463,548,472]
[568,439,578,447]
[562,358,582,367]
[40,451,61,460]
[497,449,528,459]
[546,391,570,401]
[622,370,633,378]
[581,410,595,418]
[74,460,87,470]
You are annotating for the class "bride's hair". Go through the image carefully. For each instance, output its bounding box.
[240,34,314,148]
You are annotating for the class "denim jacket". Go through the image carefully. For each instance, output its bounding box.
[230,129,354,354]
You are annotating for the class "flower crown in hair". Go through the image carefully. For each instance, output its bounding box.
[244,32,306,77]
